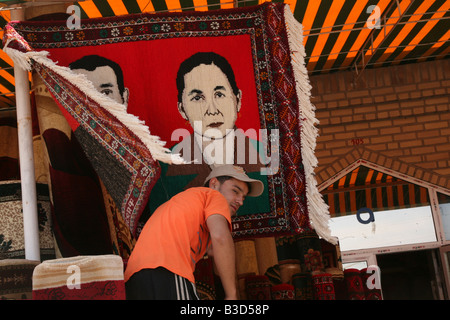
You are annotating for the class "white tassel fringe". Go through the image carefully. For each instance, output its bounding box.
[284,5,338,245]
[3,40,185,165]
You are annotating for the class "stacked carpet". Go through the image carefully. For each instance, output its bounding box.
[278,259,301,284]
[292,272,314,300]
[312,273,335,300]
[245,275,272,300]
[0,181,55,260]
[361,268,383,300]
[332,277,349,300]
[264,264,282,286]
[343,268,366,300]
[270,284,295,300]
[32,255,125,300]
[194,257,216,300]
[276,231,324,274]
[0,259,40,300]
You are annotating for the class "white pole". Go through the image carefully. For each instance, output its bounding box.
[11,7,41,262]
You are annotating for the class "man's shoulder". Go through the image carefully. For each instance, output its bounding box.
[181,187,227,202]
[184,186,220,196]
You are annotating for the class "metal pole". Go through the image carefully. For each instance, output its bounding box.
[11,7,41,261]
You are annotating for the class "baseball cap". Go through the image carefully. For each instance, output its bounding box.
[204,165,264,197]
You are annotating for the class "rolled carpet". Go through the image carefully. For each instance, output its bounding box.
[270,284,295,300]
[32,255,125,300]
[0,259,40,300]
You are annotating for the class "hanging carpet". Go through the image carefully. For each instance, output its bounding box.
[3,3,335,243]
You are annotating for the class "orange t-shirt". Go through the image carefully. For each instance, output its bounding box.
[124,187,231,284]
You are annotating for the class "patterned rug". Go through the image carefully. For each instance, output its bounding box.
[344,268,366,300]
[264,264,282,286]
[245,275,272,300]
[3,3,335,243]
[276,231,324,273]
[194,257,216,300]
[0,259,40,300]
[312,272,335,300]
[292,272,314,300]
[271,283,295,300]
[0,181,55,260]
[360,268,383,300]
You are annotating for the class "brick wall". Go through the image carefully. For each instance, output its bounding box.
[309,59,450,190]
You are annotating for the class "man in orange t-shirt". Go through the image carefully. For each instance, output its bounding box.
[124,164,264,300]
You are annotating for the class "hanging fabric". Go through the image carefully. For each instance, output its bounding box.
[3,2,336,244]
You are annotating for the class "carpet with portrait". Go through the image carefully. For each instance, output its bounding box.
[3,2,335,243]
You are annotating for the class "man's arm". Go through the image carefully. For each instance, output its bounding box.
[206,214,237,300]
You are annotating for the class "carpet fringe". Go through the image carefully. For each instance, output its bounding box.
[284,5,337,245]
[3,40,185,166]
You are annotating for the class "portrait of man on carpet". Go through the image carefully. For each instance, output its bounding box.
[69,55,130,108]
[174,51,248,165]
[152,50,271,220]
[173,52,269,168]
[34,53,136,258]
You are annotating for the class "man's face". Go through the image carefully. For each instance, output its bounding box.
[178,63,241,139]
[72,66,128,107]
[210,177,249,217]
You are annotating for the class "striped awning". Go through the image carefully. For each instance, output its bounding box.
[0,0,448,109]
[321,165,430,217]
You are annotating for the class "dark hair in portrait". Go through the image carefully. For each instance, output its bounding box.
[69,55,126,101]
[176,52,240,103]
